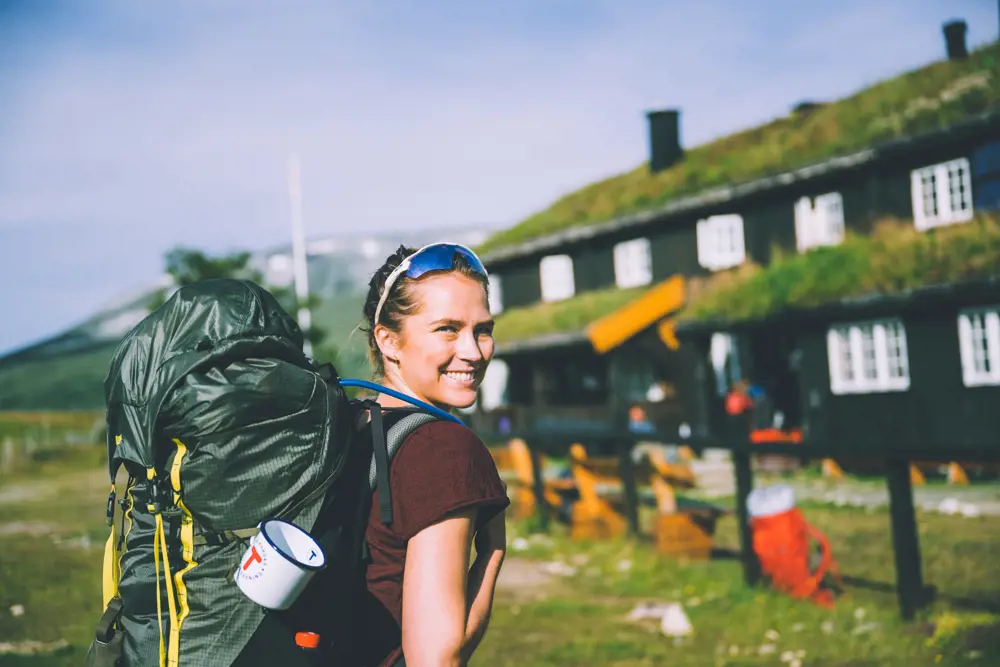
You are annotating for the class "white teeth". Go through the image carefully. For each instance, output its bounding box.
[445,371,475,382]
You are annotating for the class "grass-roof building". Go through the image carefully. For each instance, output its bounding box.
[469,21,1000,448]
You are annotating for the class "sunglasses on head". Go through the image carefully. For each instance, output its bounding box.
[373,242,488,326]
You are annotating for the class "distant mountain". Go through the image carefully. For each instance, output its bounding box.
[0,227,492,411]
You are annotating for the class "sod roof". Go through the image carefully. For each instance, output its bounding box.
[477,41,999,259]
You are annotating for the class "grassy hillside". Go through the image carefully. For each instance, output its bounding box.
[478,41,999,255]
[0,343,119,411]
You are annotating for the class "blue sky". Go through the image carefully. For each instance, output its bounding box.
[1,0,998,355]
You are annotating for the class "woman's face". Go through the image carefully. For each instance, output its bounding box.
[377,272,495,410]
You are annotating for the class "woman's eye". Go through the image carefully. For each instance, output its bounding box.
[437,326,457,333]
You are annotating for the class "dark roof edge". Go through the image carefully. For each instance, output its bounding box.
[482,107,1000,266]
[495,330,590,356]
[675,274,1000,336]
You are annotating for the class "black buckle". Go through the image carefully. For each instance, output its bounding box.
[95,597,123,643]
[105,490,116,526]
[148,479,182,517]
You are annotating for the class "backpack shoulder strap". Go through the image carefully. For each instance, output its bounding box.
[367,407,439,525]
[370,411,439,491]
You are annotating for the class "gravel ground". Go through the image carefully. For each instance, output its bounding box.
[689,458,1000,516]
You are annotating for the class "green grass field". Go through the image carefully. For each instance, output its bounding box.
[475,508,1000,667]
[0,412,103,439]
[1,446,997,666]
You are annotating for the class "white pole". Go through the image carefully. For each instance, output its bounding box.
[287,155,313,356]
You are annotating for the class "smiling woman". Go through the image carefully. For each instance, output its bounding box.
[366,242,497,411]
[353,243,510,667]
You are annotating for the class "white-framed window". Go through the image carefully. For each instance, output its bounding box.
[696,214,745,271]
[911,157,974,230]
[613,237,653,288]
[827,319,910,394]
[478,358,510,411]
[709,331,741,397]
[958,307,1000,387]
[539,254,575,302]
[795,192,845,252]
[487,273,503,315]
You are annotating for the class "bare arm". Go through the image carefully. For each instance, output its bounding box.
[400,508,506,667]
[401,508,475,667]
[460,511,506,663]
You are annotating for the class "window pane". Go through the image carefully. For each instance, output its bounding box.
[487,274,503,314]
[947,160,971,214]
[885,321,909,380]
[860,325,878,380]
[971,312,990,373]
[987,313,1000,379]
[921,170,938,218]
[540,254,574,301]
[613,238,651,287]
[838,329,854,382]
[824,194,845,242]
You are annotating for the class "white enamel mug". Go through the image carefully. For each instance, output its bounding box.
[233,518,327,610]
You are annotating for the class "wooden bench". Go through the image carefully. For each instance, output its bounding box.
[566,443,727,559]
[489,438,575,520]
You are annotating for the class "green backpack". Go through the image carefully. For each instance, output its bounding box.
[85,278,456,667]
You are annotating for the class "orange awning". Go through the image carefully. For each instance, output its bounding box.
[585,275,686,354]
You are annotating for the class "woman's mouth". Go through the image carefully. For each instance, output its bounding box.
[442,370,478,388]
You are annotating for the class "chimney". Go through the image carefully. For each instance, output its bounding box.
[943,20,968,60]
[646,109,683,174]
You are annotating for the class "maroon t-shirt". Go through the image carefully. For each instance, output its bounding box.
[354,414,510,667]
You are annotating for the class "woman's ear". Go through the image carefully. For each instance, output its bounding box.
[374,324,401,366]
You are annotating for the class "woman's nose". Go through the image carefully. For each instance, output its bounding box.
[457,331,484,360]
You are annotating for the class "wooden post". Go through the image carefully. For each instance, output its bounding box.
[615,391,642,537]
[606,351,641,537]
[886,458,926,620]
[618,439,641,537]
[733,447,761,586]
[528,443,550,532]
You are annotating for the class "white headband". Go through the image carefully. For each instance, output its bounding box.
[372,242,483,328]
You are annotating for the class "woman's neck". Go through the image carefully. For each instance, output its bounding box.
[375,377,453,415]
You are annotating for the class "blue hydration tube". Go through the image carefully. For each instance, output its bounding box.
[338,378,464,425]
